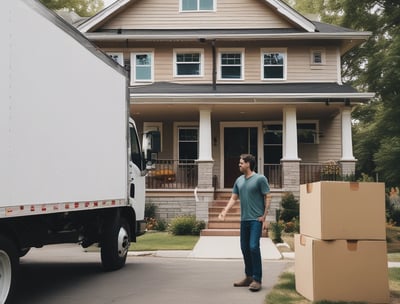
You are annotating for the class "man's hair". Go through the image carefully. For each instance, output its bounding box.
[240,154,256,171]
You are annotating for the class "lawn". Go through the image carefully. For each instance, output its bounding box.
[129,231,199,251]
[266,226,400,303]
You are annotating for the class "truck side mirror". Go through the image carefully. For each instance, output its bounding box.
[142,131,161,162]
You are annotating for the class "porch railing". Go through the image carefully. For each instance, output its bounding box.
[146,160,340,189]
[146,159,197,189]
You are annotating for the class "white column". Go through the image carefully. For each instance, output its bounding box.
[198,108,213,161]
[282,107,300,161]
[341,108,356,161]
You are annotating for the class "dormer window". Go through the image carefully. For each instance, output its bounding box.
[181,0,214,11]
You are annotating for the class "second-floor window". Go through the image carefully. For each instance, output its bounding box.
[131,52,153,83]
[219,49,244,80]
[107,52,124,66]
[181,0,214,11]
[262,49,286,80]
[174,50,203,77]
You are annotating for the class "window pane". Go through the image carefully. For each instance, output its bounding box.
[177,53,200,63]
[298,123,317,143]
[179,129,198,141]
[200,0,213,10]
[264,66,283,78]
[313,51,322,63]
[221,53,241,65]
[182,0,197,10]
[136,54,151,65]
[264,125,282,144]
[221,66,241,78]
[177,64,200,75]
[136,66,151,80]
[179,142,198,160]
[264,53,284,65]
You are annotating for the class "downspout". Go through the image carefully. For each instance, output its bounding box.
[211,40,216,91]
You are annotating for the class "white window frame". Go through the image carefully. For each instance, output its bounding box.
[261,48,287,81]
[173,49,204,78]
[130,51,154,84]
[107,52,124,66]
[310,48,326,69]
[218,48,245,81]
[173,122,199,161]
[180,0,215,12]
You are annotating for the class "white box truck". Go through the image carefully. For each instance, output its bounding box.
[0,1,159,302]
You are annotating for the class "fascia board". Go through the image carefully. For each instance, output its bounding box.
[266,0,316,32]
[78,0,132,33]
[85,32,371,41]
[130,92,375,100]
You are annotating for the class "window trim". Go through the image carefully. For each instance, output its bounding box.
[173,49,204,78]
[130,51,154,84]
[173,122,199,161]
[261,48,287,81]
[218,48,245,81]
[180,0,216,12]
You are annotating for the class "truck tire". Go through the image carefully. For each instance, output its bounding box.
[101,216,130,271]
[0,235,18,304]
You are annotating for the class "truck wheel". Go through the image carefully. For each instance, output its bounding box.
[0,235,18,304]
[101,216,130,271]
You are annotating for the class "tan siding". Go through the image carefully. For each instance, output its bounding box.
[288,46,338,82]
[101,0,294,30]
[318,112,342,161]
[102,42,340,83]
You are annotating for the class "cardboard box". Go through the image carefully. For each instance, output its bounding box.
[300,181,386,240]
[295,234,390,303]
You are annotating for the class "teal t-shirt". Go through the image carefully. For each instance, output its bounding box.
[233,173,270,221]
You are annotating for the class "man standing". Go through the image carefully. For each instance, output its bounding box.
[218,154,271,292]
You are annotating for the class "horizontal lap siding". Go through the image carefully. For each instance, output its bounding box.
[101,0,293,29]
[318,113,342,161]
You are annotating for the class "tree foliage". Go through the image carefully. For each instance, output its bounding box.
[287,0,400,186]
[40,0,104,17]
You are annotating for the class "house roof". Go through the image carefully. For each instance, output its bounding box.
[129,82,374,102]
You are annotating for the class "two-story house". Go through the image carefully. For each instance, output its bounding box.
[77,0,373,227]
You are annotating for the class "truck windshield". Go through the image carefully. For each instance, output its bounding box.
[130,127,142,170]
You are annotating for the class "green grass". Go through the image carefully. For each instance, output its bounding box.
[129,231,199,251]
[266,269,400,304]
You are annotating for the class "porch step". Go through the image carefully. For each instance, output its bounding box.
[201,229,240,236]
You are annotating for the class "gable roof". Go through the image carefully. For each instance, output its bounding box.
[78,0,316,33]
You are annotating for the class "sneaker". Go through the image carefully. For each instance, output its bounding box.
[233,276,253,287]
[249,280,261,292]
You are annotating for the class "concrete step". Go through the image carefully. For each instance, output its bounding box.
[208,221,241,229]
[201,229,240,236]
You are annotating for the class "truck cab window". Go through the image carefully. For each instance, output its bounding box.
[130,127,142,169]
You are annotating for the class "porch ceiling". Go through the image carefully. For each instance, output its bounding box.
[129,102,343,121]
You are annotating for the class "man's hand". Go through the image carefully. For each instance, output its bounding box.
[218,210,227,221]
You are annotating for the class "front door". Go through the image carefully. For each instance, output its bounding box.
[224,127,258,188]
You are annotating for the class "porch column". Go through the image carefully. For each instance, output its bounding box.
[340,107,356,176]
[281,107,301,193]
[196,108,214,223]
[198,108,213,161]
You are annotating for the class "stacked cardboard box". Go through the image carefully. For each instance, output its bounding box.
[295,181,390,303]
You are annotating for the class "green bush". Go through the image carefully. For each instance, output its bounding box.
[280,192,299,223]
[155,219,168,232]
[145,203,157,218]
[169,215,205,236]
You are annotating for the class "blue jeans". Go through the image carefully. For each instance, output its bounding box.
[240,220,262,283]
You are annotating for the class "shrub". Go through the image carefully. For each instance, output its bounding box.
[145,203,157,219]
[169,215,205,236]
[270,220,285,243]
[155,219,168,232]
[280,193,299,223]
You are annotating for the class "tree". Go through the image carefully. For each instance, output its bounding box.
[40,0,104,17]
[288,0,400,186]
